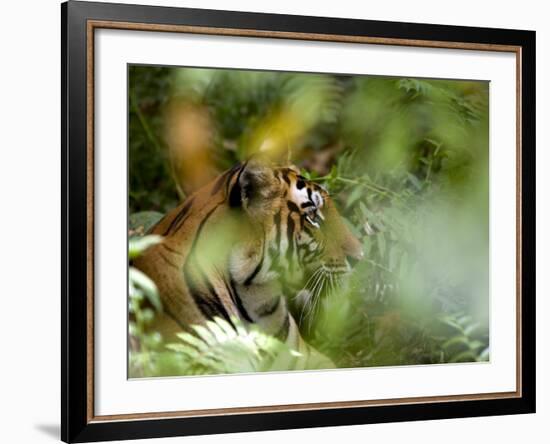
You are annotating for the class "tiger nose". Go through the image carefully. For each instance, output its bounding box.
[347,249,364,267]
[344,237,364,265]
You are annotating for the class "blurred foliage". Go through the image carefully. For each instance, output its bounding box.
[128,65,489,377]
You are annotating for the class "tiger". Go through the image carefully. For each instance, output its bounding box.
[133,159,364,370]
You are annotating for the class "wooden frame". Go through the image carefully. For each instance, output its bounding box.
[62,1,536,442]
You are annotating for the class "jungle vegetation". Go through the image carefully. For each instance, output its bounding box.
[128,65,489,377]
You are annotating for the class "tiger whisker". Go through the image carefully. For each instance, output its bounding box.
[307,270,326,320]
[328,273,335,297]
[331,273,340,294]
[301,270,324,324]
[312,280,324,316]
[298,267,346,328]
[297,268,320,324]
[309,272,329,331]
[302,272,322,320]
[310,270,324,300]
[301,268,322,294]
[294,267,323,323]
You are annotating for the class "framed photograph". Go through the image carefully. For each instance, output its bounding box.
[61,1,536,442]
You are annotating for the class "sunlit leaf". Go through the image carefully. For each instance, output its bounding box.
[129,235,163,260]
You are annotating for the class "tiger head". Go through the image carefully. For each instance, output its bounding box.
[228,160,363,300]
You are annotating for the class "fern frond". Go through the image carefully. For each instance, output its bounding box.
[166,317,296,375]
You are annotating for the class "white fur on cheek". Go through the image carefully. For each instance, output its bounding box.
[312,191,324,208]
[290,184,309,204]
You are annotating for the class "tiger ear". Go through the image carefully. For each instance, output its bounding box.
[229,160,280,217]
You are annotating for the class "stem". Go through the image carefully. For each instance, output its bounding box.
[312,174,410,205]
[364,258,393,273]
[130,91,163,153]
[425,139,442,183]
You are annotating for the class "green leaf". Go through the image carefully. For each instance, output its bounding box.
[439,316,464,333]
[214,317,238,338]
[468,340,484,351]
[464,322,481,337]
[376,234,387,259]
[165,317,302,375]
[191,324,217,346]
[346,186,364,209]
[406,172,423,190]
[450,351,478,363]
[478,347,490,361]
[129,235,163,259]
[129,267,162,312]
[388,246,401,272]
[129,211,164,237]
[175,332,209,352]
[442,336,469,350]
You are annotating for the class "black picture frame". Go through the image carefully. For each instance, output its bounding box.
[61,1,536,442]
